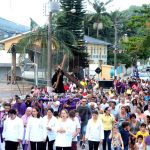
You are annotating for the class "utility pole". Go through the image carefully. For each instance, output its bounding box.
[47,0,60,90]
[47,0,52,88]
[114,21,118,79]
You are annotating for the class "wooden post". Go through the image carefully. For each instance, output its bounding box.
[11,45,16,84]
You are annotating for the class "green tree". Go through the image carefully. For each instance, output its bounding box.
[85,0,113,39]
[16,25,77,72]
[58,0,89,69]
[121,4,150,64]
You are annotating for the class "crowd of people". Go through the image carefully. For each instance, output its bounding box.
[0,76,150,150]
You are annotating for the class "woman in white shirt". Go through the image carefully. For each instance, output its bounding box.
[3,109,24,150]
[85,110,104,150]
[68,110,80,150]
[55,109,72,150]
[25,107,47,150]
[43,108,57,150]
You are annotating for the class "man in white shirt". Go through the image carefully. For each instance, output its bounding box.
[50,95,60,112]
[144,104,150,116]
[69,82,76,93]
[2,109,24,150]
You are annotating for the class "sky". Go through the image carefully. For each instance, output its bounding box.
[0,0,150,27]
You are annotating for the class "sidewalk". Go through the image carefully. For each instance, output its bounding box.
[0,81,32,99]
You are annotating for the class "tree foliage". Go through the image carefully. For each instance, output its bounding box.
[58,0,89,68]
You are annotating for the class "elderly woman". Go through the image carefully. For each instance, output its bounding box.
[21,107,32,150]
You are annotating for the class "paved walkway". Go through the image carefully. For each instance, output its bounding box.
[0,81,32,99]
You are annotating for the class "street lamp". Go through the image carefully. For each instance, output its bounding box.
[47,0,60,91]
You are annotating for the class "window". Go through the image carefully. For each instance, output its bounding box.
[99,52,101,59]
[104,47,107,54]
[93,55,98,58]
[93,45,98,54]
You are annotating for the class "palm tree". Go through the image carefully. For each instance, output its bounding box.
[87,0,113,38]
[16,22,77,83]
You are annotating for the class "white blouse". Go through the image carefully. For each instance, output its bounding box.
[43,115,57,141]
[3,116,24,142]
[85,118,104,141]
[55,118,72,147]
[25,117,47,142]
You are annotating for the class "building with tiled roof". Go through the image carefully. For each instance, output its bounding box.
[0,17,29,40]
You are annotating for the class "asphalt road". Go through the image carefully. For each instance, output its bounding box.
[0,142,104,150]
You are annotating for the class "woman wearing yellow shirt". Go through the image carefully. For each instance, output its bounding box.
[101,107,115,150]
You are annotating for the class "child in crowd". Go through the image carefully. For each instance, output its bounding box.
[120,121,130,150]
[109,125,124,150]
[135,135,144,150]
[136,123,149,142]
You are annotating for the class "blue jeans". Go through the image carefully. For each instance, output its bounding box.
[103,130,111,150]
[81,124,87,136]
[111,147,121,150]
[124,145,128,150]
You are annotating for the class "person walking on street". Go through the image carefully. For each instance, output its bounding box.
[85,110,104,150]
[21,107,32,150]
[55,109,73,150]
[25,107,47,150]
[43,108,57,150]
[101,107,115,150]
[77,98,91,149]
[69,110,81,150]
[2,109,24,150]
